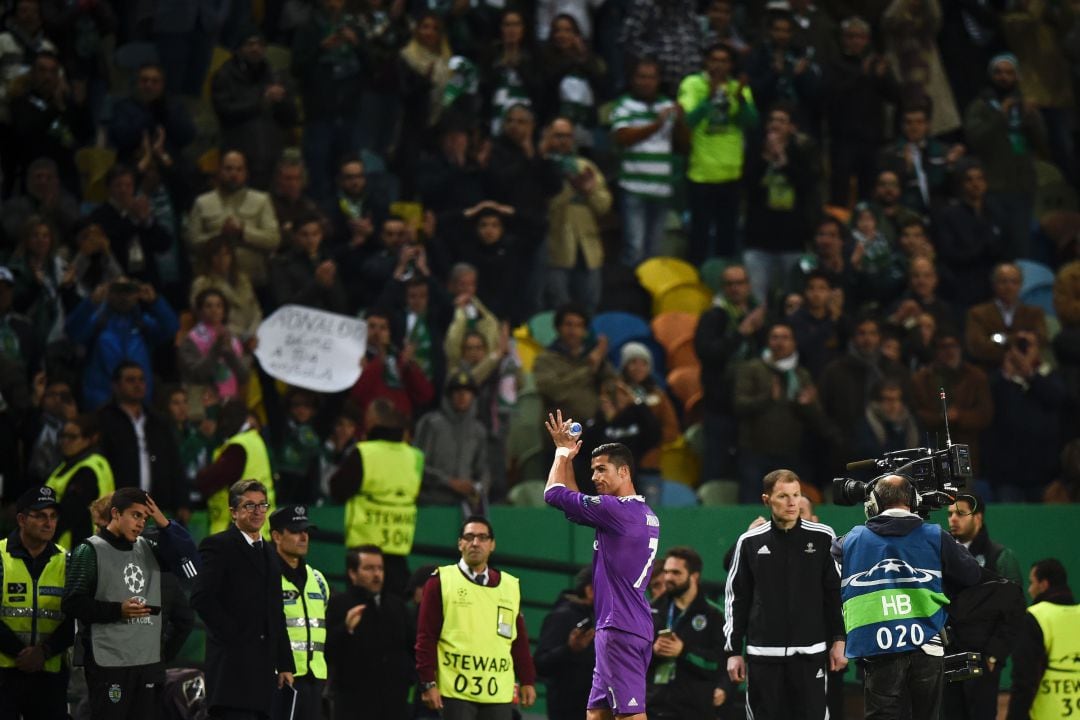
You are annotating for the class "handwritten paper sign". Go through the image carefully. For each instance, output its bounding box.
[255,305,367,392]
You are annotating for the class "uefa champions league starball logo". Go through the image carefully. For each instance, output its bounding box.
[123,563,146,594]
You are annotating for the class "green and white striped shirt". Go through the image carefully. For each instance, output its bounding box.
[610,94,676,198]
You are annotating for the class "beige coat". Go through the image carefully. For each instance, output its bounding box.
[546,157,612,270]
[187,188,281,286]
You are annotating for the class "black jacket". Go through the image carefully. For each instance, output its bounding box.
[191,525,295,714]
[325,583,413,719]
[96,401,184,512]
[87,201,172,289]
[724,518,844,660]
[648,591,729,718]
[945,568,1026,666]
[694,302,762,414]
[533,594,594,720]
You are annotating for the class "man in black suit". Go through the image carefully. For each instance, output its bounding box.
[97,361,185,515]
[192,480,295,719]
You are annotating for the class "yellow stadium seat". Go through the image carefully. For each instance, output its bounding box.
[653,283,712,316]
[265,44,292,74]
[659,437,701,488]
[202,46,232,103]
[514,336,544,373]
[635,257,700,298]
[74,147,117,203]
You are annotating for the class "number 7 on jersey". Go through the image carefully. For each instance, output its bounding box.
[633,537,659,589]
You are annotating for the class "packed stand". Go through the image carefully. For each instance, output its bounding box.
[2,0,1080,548]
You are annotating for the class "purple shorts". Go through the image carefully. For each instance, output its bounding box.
[587,627,652,714]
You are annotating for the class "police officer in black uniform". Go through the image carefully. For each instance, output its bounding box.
[0,486,74,720]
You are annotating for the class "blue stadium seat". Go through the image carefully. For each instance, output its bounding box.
[658,479,699,507]
[592,311,651,365]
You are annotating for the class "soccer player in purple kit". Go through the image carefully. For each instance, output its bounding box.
[544,410,661,720]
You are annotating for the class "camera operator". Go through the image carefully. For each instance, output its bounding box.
[725,469,847,720]
[832,475,980,720]
[648,546,728,720]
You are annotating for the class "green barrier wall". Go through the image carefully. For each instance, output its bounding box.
[179,503,1079,704]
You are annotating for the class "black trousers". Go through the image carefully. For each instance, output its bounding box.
[0,667,69,720]
[85,664,158,720]
[942,663,1000,720]
[746,655,828,720]
[862,652,943,720]
[440,698,512,720]
[270,675,324,720]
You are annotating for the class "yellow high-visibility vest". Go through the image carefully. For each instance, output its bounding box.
[0,539,66,673]
[436,564,519,704]
[281,563,328,680]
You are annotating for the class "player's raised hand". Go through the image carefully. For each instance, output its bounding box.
[545,410,581,456]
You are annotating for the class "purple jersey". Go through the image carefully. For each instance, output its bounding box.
[545,483,660,641]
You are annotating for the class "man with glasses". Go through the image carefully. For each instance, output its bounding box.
[942,495,1026,720]
[194,480,295,720]
[0,486,74,720]
[63,487,197,719]
[946,495,1021,587]
[415,516,537,720]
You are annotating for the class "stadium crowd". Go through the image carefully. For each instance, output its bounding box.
[1,0,1080,532]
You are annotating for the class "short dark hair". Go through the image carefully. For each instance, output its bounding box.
[901,103,931,121]
[953,494,984,516]
[459,515,495,540]
[368,397,405,431]
[876,474,914,509]
[591,443,634,475]
[817,215,845,235]
[217,399,250,438]
[854,313,882,333]
[704,42,734,64]
[554,302,589,329]
[105,163,135,188]
[111,487,149,514]
[112,360,144,383]
[293,212,323,232]
[70,413,100,440]
[665,546,703,576]
[763,469,800,495]
[872,378,905,401]
[194,288,230,322]
[1031,558,1068,588]
[804,270,832,290]
[228,479,268,508]
[366,306,392,323]
[345,544,383,572]
[631,56,661,76]
[337,156,364,174]
[767,320,794,336]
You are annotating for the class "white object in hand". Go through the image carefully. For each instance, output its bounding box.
[568,422,583,437]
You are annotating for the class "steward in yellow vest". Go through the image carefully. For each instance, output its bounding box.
[270,505,328,720]
[46,416,116,549]
[328,398,422,596]
[1007,559,1080,720]
[197,401,277,536]
[0,486,75,719]
[415,517,537,716]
